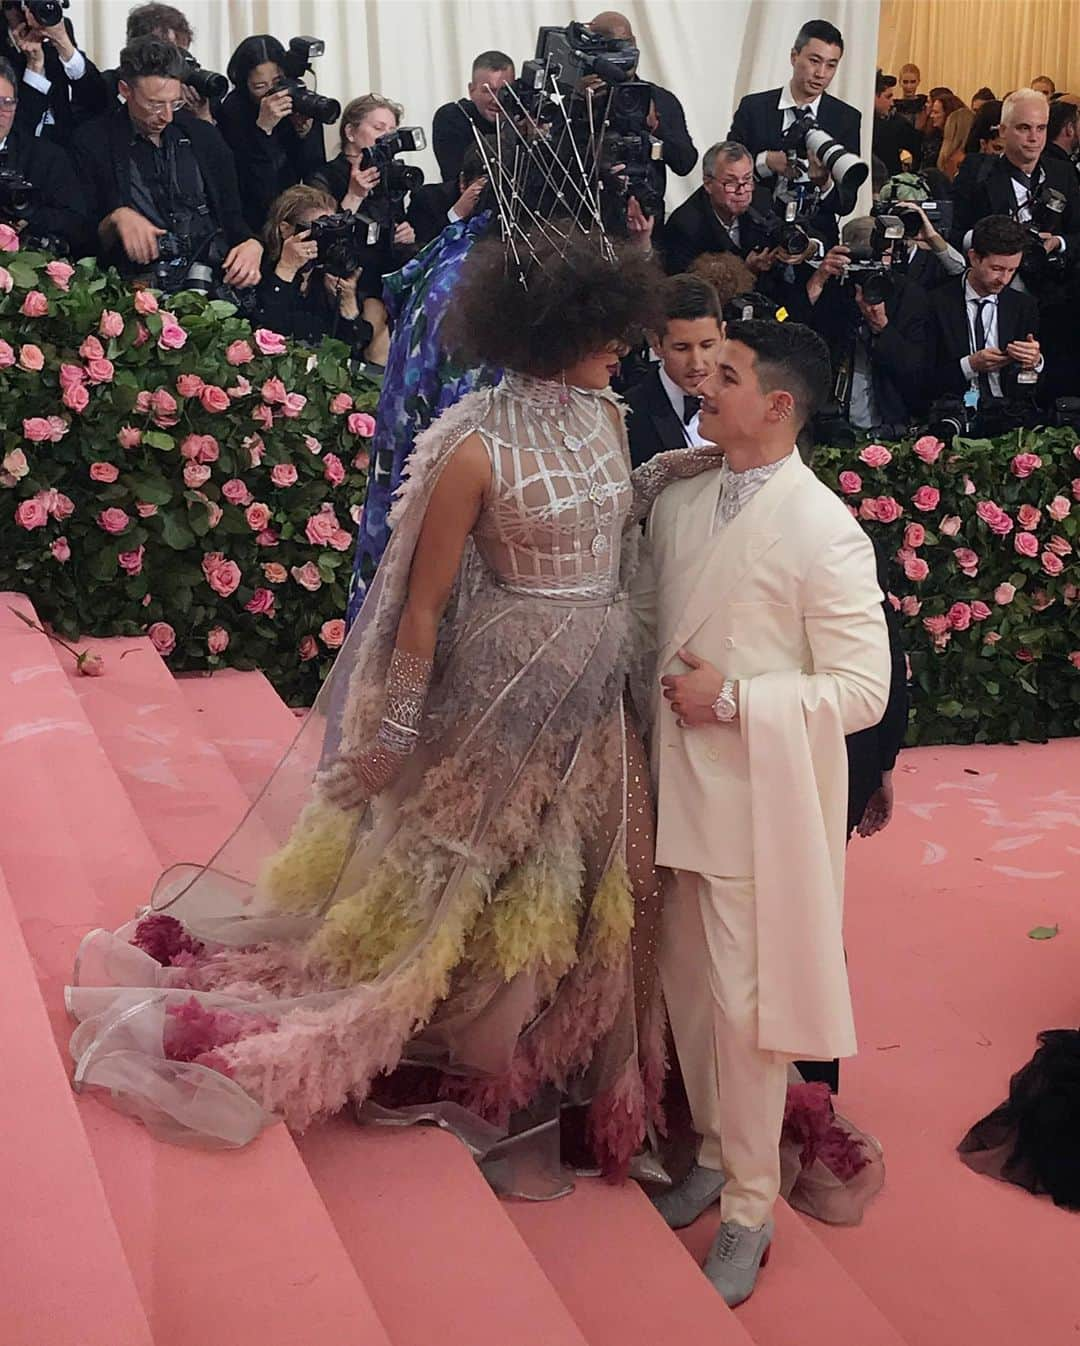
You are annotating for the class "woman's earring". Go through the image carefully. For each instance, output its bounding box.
[559,372,570,407]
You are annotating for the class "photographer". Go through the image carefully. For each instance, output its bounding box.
[663,140,778,275]
[311,95,416,245]
[873,71,922,177]
[407,142,486,249]
[75,37,261,290]
[0,54,89,253]
[929,214,1042,404]
[874,184,965,290]
[432,49,513,184]
[1046,99,1078,170]
[103,5,217,125]
[801,215,930,435]
[1,0,108,149]
[256,183,374,356]
[216,35,329,235]
[729,19,861,235]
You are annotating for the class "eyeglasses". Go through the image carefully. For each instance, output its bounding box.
[127,89,184,114]
[0,96,17,110]
[710,175,754,193]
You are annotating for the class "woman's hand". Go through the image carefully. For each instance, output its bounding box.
[343,162,380,211]
[276,228,317,281]
[291,113,314,138]
[256,86,293,134]
[393,220,416,248]
[324,268,361,319]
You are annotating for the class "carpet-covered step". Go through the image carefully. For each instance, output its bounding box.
[0,596,393,1346]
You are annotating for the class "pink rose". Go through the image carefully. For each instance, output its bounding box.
[197,495,222,529]
[133,323,150,348]
[330,528,352,551]
[1047,495,1071,522]
[85,358,115,385]
[859,443,892,469]
[874,495,904,524]
[299,635,319,661]
[135,501,158,518]
[23,417,52,442]
[1032,589,1054,612]
[253,328,287,356]
[200,385,230,414]
[895,547,915,565]
[2,448,28,479]
[962,476,976,496]
[245,502,271,532]
[976,501,1014,535]
[207,560,241,597]
[971,601,991,621]
[984,632,1001,645]
[837,470,862,495]
[305,510,338,546]
[262,563,288,584]
[1010,452,1042,479]
[281,391,306,419]
[244,587,276,617]
[15,499,48,530]
[222,479,253,506]
[923,615,950,637]
[261,376,288,405]
[97,507,131,535]
[1073,479,1080,502]
[134,289,159,315]
[227,376,252,400]
[134,390,153,414]
[20,290,48,318]
[119,425,145,449]
[197,435,219,463]
[900,595,921,616]
[939,515,962,537]
[59,363,86,392]
[0,266,10,294]
[290,561,323,591]
[0,338,14,366]
[320,619,346,649]
[1014,531,1039,558]
[1017,504,1042,530]
[0,221,19,251]
[317,452,345,488]
[347,411,377,438]
[353,450,370,472]
[183,462,211,488]
[148,622,176,656]
[45,490,74,520]
[903,522,925,549]
[18,343,44,372]
[51,537,71,562]
[45,416,67,442]
[1069,651,1080,670]
[330,393,354,415]
[994,582,1017,605]
[45,259,74,291]
[158,319,188,351]
[947,602,973,631]
[207,627,230,654]
[1064,584,1078,606]
[176,373,205,398]
[912,435,944,464]
[90,461,120,483]
[1017,649,1034,663]
[270,463,298,488]
[1048,534,1072,556]
[304,435,322,455]
[252,403,274,431]
[63,383,90,414]
[226,339,255,366]
[99,309,125,339]
[77,652,105,679]
[256,528,279,548]
[1041,551,1065,576]
[79,334,105,362]
[953,547,979,576]
[244,434,265,466]
[912,485,941,513]
[903,556,930,582]
[151,388,179,427]
[118,546,145,576]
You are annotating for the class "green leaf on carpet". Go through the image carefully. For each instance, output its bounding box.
[1027,925,1059,940]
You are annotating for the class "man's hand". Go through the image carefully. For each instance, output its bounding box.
[661,648,727,727]
[855,285,888,333]
[109,207,165,264]
[746,246,778,276]
[806,244,848,303]
[256,87,293,134]
[626,193,656,249]
[452,175,486,220]
[393,220,416,248]
[807,148,829,187]
[180,85,214,123]
[11,22,46,74]
[646,99,660,133]
[856,771,894,838]
[969,346,1010,372]
[27,13,76,62]
[1005,333,1041,369]
[222,238,263,289]
[291,113,314,139]
[764,149,798,178]
[1039,231,1064,254]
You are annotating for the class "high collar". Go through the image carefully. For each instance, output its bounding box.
[779,86,824,117]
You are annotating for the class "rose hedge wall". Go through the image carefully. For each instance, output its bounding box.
[2,236,1079,738]
[0,238,376,706]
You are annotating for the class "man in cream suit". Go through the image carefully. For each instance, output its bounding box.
[632,320,890,1306]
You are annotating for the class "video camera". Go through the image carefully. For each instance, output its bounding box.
[780,110,868,214]
[536,21,639,91]
[1020,182,1069,288]
[266,37,340,125]
[308,211,380,278]
[181,53,228,103]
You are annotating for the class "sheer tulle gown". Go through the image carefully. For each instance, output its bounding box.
[67,372,668,1186]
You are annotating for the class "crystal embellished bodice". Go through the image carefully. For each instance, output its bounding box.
[471,372,632,601]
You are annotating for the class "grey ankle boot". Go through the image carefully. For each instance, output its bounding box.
[704,1217,773,1307]
[650,1162,727,1229]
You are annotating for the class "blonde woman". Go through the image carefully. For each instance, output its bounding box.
[938,105,975,180]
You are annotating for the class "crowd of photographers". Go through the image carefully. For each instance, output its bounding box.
[2,2,1079,445]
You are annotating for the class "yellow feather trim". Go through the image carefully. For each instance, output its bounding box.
[259,801,355,914]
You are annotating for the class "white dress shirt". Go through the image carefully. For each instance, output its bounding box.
[1010,173,1066,252]
[658,364,710,447]
[22,48,86,136]
[714,452,793,530]
[755,88,823,180]
[960,278,1043,398]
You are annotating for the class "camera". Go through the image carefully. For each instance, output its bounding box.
[0,166,37,220]
[358,127,426,237]
[845,212,906,304]
[723,291,784,324]
[1019,183,1068,288]
[182,53,228,103]
[308,211,379,278]
[21,0,68,26]
[265,36,340,125]
[596,81,663,214]
[496,59,559,121]
[536,21,639,91]
[754,195,819,257]
[358,125,427,175]
[781,112,868,214]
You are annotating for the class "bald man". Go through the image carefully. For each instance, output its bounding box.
[582,9,698,228]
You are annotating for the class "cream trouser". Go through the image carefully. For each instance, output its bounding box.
[659,869,789,1228]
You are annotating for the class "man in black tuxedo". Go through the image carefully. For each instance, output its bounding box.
[624,274,722,467]
[432,50,514,183]
[872,70,922,177]
[407,144,486,249]
[1,0,107,150]
[929,215,1043,403]
[663,140,778,275]
[1045,99,1078,171]
[728,18,861,238]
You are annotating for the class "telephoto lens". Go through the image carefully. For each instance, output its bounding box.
[182,55,228,102]
[25,0,69,26]
[269,77,340,125]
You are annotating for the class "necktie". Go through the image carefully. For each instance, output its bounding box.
[972,297,994,404]
[682,394,701,425]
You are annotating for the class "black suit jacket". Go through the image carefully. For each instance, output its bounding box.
[216,89,327,235]
[406,181,459,249]
[950,152,1080,253]
[432,99,493,183]
[0,123,91,256]
[728,87,861,217]
[624,366,688,467]
[645,82,698,216]
[1,19,108,149]
[930,277,1041,400]
[661,183,775,274]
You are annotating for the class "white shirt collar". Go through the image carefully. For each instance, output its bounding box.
[964,278,997,306]
[778,86,823,117]
[658,363,694,420]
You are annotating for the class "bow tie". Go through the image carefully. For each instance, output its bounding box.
[682,394,701,425]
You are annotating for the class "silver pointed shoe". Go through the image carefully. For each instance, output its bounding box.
[704,1217,773,1307]
[650,1162,727,1229]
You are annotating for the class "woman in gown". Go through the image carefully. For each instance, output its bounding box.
[67,231,715,1185]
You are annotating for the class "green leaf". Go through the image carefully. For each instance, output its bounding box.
[161,513,196,549]
[143,431,175,452]
[1027,925,1059,941]
[126,474,174,505]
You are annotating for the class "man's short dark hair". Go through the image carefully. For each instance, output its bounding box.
[725,319,832,424]
[126,4,193,46]
[971,214,1027,258]
[0,54,17,90]
[472,50,514,77]
[657,274,721,336]
[119,36,186,83]
[793,20,843,54]
[1049,99,1078,141]
[972,86,996,103]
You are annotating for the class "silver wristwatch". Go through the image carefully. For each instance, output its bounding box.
[712,678,738,723]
